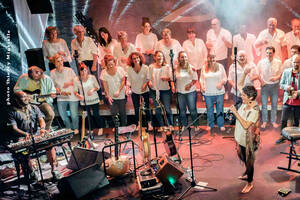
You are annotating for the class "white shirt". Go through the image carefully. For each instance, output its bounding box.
[232,33,257,63]
[206,28,232,61]
[127,64,150,94]
[100,67,126,100]
[283,57,292,70]
[285,31,300,58]
[149,64,172,91]
[42,39,72,62]
[228,62,258,96]
[50,67,78,101]
[175,67,198,94]
[257,57,282,84]
[135,32,158,54]
[182,38,208,70]
[98,39,118,61]
[71,36,98,62]
[234,103,259,147]
[200,63,227,96]
[155,39,182,66]
[76,75,100,106]
[113,42,136,70]
[255,29,286,61]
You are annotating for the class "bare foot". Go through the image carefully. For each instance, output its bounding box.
[261,122,267,129]
[272,122,280,128]
[238,175,247,180]
[220,127,225,131]
[241,182,253,193]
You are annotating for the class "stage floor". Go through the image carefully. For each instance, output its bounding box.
[2,121,300,200]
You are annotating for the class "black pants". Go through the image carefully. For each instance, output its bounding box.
[111,99,127,127]
[239,145,254,183]
[131,92,151,125]
[86,103,105,129]
[281,104,300,130]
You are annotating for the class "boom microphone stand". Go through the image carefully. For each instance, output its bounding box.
[177,115,217,200]
[169,49,182,141]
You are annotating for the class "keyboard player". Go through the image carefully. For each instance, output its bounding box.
[7,91,61,182]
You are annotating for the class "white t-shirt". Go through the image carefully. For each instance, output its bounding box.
[206,28,232,61]
[283,57,292,70]
[71,36,98,62]
[175,67,198,94]
[234,104,259,147]
[255,29,286,61]
[100,67,126,100]
[50,67,78,101]
[127,64,150,94]
[200,63,227,96]
[42,39,72,62]
[149,64,172,91]
[135,32,158,54]
[98,39,118,61]
[76,75,100,106]
[155,39,182,66]
[257,57,282,84]
[285,31,300,58]
[182,38,208,70]
[113,42,136,70]
[228,62,258,96]
[232,33,257,63]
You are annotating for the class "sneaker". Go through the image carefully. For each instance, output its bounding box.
[220,127,226,131]
[275,137,286,145]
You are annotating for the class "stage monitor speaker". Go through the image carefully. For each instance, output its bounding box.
[26,0,53,14]
[155,155,184,184]
[67,147,110,171]
[25,48,46,71]
[57,163,109,199]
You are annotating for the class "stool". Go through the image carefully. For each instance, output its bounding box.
[278,127,300,173]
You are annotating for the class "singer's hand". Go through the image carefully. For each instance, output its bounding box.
[113,91,120,98]
[216,82,223,90]
[91,64,97,72]
[244,67,251,75]
[161,76,169,81]
[107,95,113,105]
[141,84,147,92]
[269,76,277,82]
[40,128,46,136]
[287,86,293,92]
[25,133,30,140]
[87,88,94,96]
[185,83,192,91]
[291,91,298,99]
[229,105,237,114]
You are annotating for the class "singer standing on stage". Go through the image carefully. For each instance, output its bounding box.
[175,51,200,131]
[101,55,127,126]
[229,69,260,194]
[276,54,300,144]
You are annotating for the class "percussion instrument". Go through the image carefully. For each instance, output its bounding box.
[282,127,300,141]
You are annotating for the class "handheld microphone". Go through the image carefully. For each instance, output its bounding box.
[169,49,174,58]
[234,47,237,56]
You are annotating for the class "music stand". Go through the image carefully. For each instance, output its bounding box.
[177,116,217,200]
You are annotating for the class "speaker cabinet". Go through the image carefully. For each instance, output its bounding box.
[25,48,46,71]
[26,0,53,14]
[155,155,184,184]
[57,163,109,199]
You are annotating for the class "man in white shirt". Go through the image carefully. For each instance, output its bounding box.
[285,18,300,58]
[206,18,232,71]
[257,46,282,128]
[255,18,287,62]
[232,25,257,63]
[71,25,98,72]
[183,27,207,77]
[282,45,300,70]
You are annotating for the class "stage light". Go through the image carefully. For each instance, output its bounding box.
[109,0,119,24]
[114,0,135,26]
[83,0,90,15]
[167,175,177,186]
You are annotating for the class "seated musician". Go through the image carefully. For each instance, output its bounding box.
[14,66,56,131]
[7,91,61,181]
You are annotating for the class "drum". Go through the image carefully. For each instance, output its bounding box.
[282,127,300,140]
[103,155,130,177]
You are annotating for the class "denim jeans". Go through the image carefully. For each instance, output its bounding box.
[204,94,225,128]
[160,90,174,126]
[111,99,127,126]
[261,83,279,123]
[57,101,79,130]
[178,91,198,127]
[131,92,151,125]
[280,104,300,130]
[86,103,105,129]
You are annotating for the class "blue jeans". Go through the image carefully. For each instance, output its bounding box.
[57,101,79,130]
[204,94,225,128]
[178,91,198,127]
[261,83,279,123]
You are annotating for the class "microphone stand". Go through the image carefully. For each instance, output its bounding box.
[177,114,217,200]
[74,50,93,146]
[169,49,182,141]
